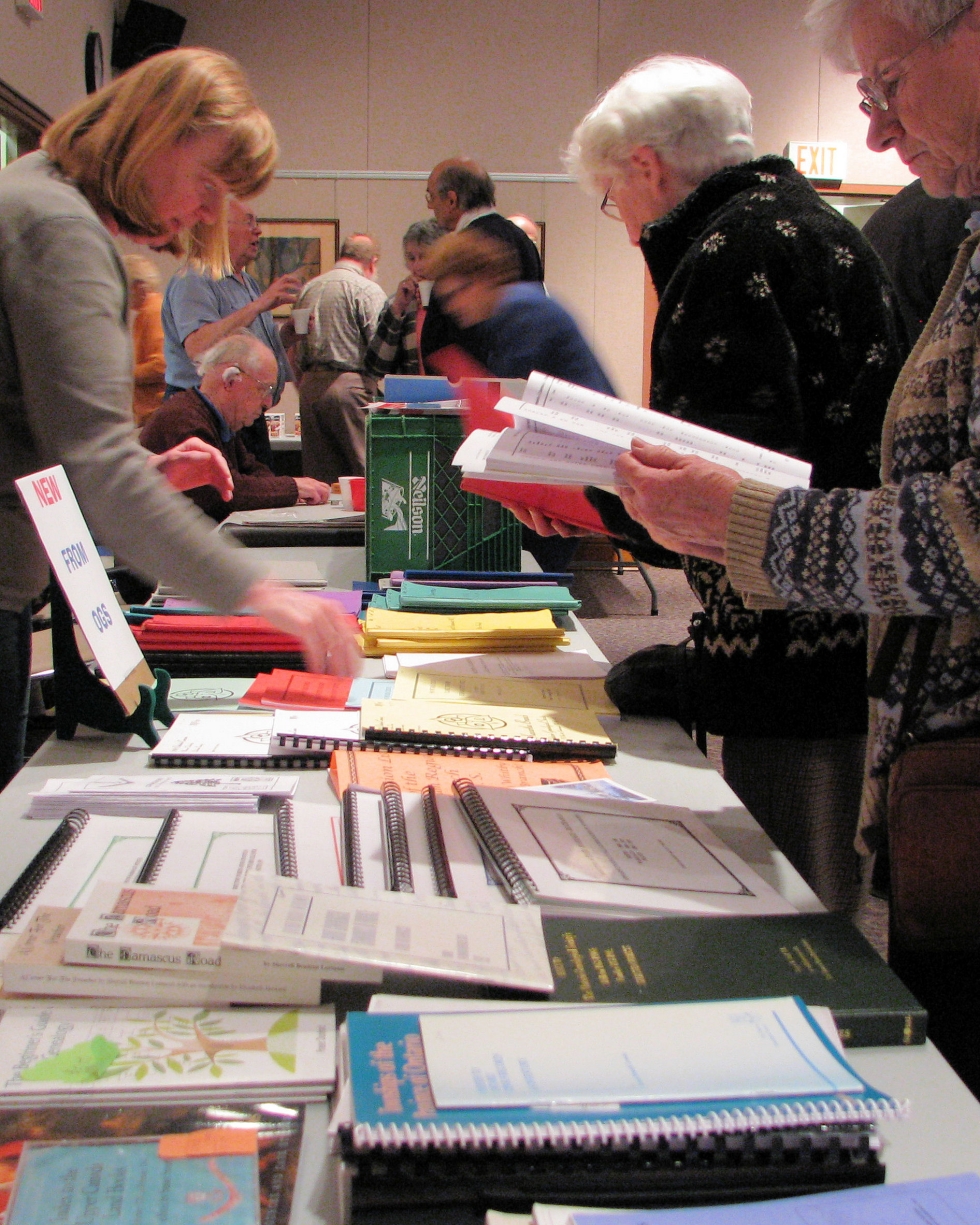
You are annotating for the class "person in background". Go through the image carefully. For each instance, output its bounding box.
[291,233,387,483]
[421,158,543,372]
[123,254,166,426]
[553,54,905,913]
[863,179,976,342]
[140,331,331,521]
[162,197,299,466]
[601,0,980,1093]
[0,48,359,790]
[427,227,614,572]
[425,229,614,393]
[507,214,542,250]
[364,219,444,381]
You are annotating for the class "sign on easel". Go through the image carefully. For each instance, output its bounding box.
[16,465,155,714]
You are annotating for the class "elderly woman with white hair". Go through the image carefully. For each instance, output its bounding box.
[607,9,980,1093]
[560,55,905,913]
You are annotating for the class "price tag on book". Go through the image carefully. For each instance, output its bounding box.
[16,464,153,711]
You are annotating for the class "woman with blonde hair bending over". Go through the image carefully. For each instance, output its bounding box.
[0,48,359,788]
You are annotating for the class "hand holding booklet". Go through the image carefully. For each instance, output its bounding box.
[453,371,812,490]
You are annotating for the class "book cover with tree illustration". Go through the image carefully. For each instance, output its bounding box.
[0,1007,334,1104]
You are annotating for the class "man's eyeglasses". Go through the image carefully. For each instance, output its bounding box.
[240,370,276,401]
[857,0,973,115]
[600,186,621,221]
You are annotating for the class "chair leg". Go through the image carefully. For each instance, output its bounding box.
[635,561,659,616]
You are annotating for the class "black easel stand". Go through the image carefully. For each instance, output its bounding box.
[49,577,174,747]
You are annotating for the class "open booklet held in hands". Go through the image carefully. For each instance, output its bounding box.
[453,371,812,491]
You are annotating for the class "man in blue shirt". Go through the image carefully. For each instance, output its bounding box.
[162,199,299,464]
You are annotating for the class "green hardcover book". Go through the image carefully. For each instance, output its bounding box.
[544,912,926,1048]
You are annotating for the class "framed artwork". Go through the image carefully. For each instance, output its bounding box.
[246,219,339,314]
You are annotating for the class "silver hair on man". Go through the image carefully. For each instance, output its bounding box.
[805,0,974,69]
[194,329,272,377]
[564,55,755,192]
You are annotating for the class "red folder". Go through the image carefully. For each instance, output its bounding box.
[460,478,608,534]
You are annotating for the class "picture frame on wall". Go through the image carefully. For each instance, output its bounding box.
[246,218,340,314]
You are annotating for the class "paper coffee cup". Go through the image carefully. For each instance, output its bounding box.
[339,475,366,511]
[417,280,434,307]
[292,307,311,334]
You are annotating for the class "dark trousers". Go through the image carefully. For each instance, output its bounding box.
[0,605,33,790]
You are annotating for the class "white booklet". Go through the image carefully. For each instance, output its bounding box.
[451,786,796,918]
[28,773,297,819]
[395,651,608,678]
[0,1004,336,1106]
[453,371,811,490]
[417,997,863,1110]
[227,874,553,993]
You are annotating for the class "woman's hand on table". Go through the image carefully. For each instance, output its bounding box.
[500,502,592,538]
[614,439,741,564]
[147,437,234,500]
[246,580,362,675]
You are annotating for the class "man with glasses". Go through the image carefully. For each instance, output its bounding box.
[161,198,300,466]
[592,4,980,1092]
[420,158,543,371]
[141,331,331,521]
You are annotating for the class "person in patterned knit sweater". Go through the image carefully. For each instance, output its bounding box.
[552,55,904,912]
[602,2,980,1095]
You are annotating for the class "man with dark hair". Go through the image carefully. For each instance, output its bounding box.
[290,233,387,482]
[421,158,543,369]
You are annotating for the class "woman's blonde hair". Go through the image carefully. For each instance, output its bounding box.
[424,229,520,287]
[42,47,277,275]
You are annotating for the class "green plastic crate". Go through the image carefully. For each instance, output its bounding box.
[366,412,521,580]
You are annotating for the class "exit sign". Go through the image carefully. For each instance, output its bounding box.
[786,141,847,184]
[15,0,43,17]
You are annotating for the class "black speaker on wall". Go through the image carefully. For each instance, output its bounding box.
[111,0,186,71]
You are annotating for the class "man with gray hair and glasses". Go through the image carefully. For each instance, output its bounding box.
[596,4,980,1094]
[141,330,331,521]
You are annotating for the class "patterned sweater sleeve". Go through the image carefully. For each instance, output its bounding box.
[364,299,414,379]
[729,237,980,617]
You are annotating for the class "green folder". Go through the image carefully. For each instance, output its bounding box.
[397,580,580,613]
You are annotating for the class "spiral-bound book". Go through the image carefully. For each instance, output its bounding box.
[0,802,324,939]
[449,782,796,918]
[358,699,616,760]
[149,713,336,769]
[338,1005,900,1211]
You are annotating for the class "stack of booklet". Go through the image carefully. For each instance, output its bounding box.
[371,580,581,614]
[0,1003,336,1107]
[149,704,617,766]
[330,996,903,1216]
[26,773,298,819]
[360,606,569,656]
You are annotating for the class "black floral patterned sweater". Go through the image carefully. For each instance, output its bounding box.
[588,155,906,737]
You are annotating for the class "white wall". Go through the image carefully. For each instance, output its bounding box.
[2,0,913,405]
[0,0,114,120]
